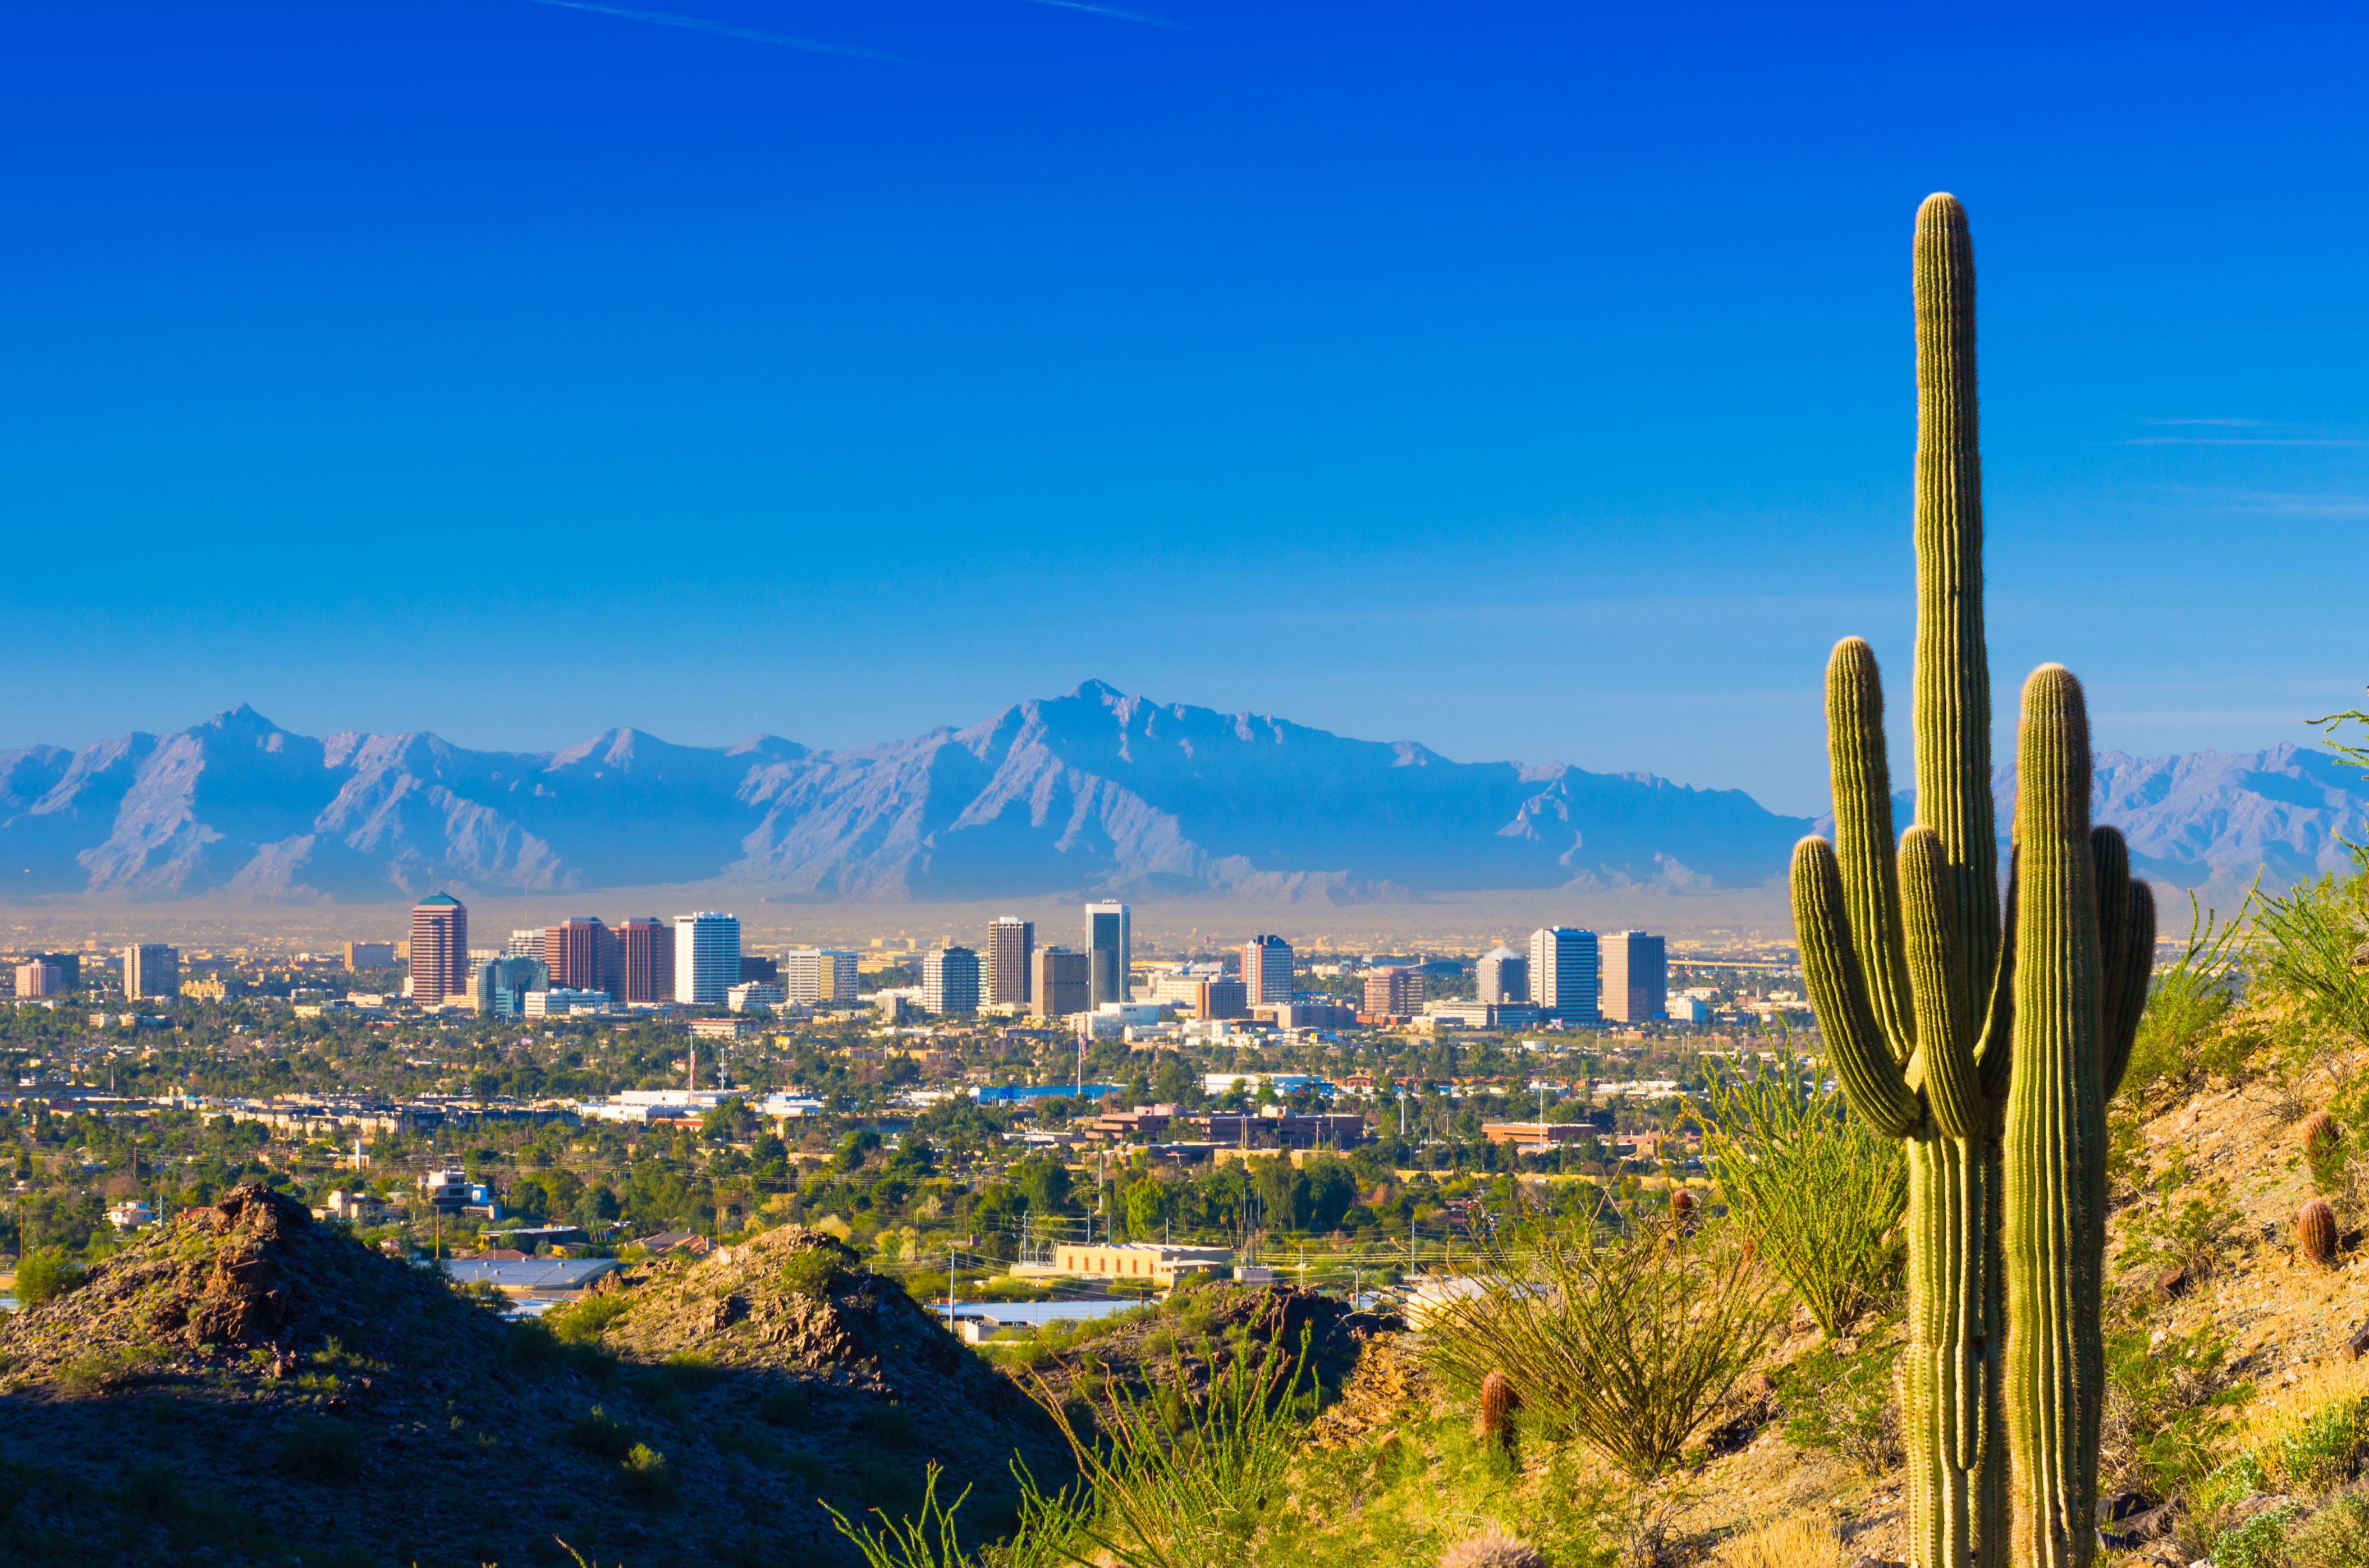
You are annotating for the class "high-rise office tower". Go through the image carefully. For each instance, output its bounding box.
[1363,965,1424,1017]
[342,941,396,971]
[1527,927,1600,1024]
[1195,976,1249,1020]
[1599,930,1668,1022]
[544,918,611,993]
[504,929,544,959]
[1477,944,1529,1004]
[1241,934,1294,1004]
[783,948,859,1006]
[15,961,62,998]
[31,952,80,991]
[1033,947,1090,1019]
[124,942,182,1000]
[1085,902,1130,1006]
[409,893,468,1003]
[614,918,675,1003]
[987,916,1034,1007]
[673,913,741,1006]
[922,946,982,1017]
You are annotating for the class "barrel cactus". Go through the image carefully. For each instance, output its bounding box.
[2300,1198,2339,1266]
[1791,194,2154,1568]
[1475,1369,1521,1453]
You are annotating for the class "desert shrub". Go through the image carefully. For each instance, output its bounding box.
[1779,1337,1903,1478]
[13,1249,86,1308]
[858,1401,917,1448]
[2289,1493,2369,1568]
[1423,1202,1783,1479]
[56,1345,162,1397]
[273,1416,364,1485]
[2101,1319,2245,1498]
[567,1405,638,1460]
[660,1350,721,1390]
[826,1459,1081,1568]
[1692,1052,1905,1337]
[1028,1327,1309,1568]
[544,1294,628,1344]
[2123,889,2252,1101]
[2118,1148,2246,1283]
[783,1246,852,1298]
[757,1382,812,1426]
[2216,1503,2301,1568]
[2252,847,2369,1085]
[2265,1397,2369,1493]
[618,1443,678,1506]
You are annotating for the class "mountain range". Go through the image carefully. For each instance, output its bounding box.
[0,681,2359,905]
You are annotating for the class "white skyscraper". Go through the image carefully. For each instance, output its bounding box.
[1527,927,1600,1025]
[1241,934,1294,1005]
[674,913,741,1006]
[923,946,982,1017]
[1085,901,1130,1006]
[1599,930,1667,1022]
[783,947,859,1006]
[1477,943,1529,1005]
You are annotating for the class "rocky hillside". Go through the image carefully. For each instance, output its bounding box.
[0,1189,1060,1567]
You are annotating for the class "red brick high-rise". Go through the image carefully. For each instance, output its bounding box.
[544,918,613,993]
[409,893,468,1003]
[614,918,674,1003]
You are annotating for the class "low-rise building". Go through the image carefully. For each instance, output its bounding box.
[1048,1242,1235,1286]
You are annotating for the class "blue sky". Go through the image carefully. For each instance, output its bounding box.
[2,2,2364,816]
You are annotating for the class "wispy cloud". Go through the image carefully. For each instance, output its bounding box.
[521,0,911,61]
[1021,0,1180,26]
[2142,417,2263,428]
[2119,436,2368,447]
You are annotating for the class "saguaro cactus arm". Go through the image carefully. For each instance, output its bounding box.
[1793,836,1924,1137]
[1977,846,2018,1104]
[2092,828,2156,1099]
[2005,664,2106,1568]
[1827,636,1918,1060]
[1902,827,1984,1139]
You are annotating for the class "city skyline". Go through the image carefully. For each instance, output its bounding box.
[3,7,2365,815]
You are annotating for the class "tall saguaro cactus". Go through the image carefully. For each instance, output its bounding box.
[1789,194,2156,1568]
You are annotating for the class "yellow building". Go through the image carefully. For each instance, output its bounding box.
[1050,1242,1234,1286]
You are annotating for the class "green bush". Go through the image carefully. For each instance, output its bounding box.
[567,1405,637,1460]
[757,1382,812,1426]
[783,1246,851,1298]
[618,1443,678,1507]
[1778,1337,1903,1477]
[858,1402,916,1449]
[2289,1494,2369,1568]
[2268,1398,2369,1493]
[660,1350,721,1390]
[2215,1504,2299,1568]
[273,1416,364,1486]
[14,1249,86,1308]
[2102,1320,2244,1499]
[544,1294,628,1344]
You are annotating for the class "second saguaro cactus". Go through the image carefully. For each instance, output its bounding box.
[1791,194,2155,1568]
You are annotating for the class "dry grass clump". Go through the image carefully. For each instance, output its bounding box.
[1713,1515,1846,1568]
[1437,1528,1547,1568]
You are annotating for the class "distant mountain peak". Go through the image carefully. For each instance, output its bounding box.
[0,695,2350,905]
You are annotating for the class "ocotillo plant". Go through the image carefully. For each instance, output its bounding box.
[2299,1197,2339,1266]
[1790,194,2155,1568]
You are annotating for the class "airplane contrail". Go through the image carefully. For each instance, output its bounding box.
[521,0,913,61]
[1021,0,1180,26]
